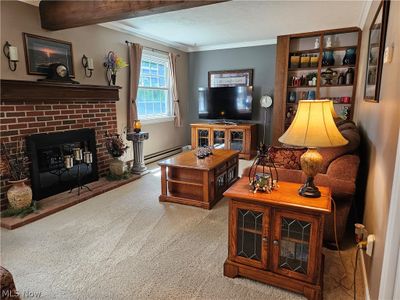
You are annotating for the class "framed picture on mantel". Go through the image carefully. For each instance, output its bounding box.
[208,69,253,87]
[23,33,75,77]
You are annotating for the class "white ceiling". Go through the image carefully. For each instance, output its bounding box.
[19,0,371,52]
[102,0,371,52]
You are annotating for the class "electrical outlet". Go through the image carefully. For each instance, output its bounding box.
[366,234,375,256]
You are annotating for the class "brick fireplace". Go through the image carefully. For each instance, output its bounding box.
[0,80,120,210]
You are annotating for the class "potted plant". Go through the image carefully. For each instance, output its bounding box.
[105,131,129,176]
[1,141,32,210]
[103,51,128,85]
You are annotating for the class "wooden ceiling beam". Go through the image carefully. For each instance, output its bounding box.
[39,0,227,31]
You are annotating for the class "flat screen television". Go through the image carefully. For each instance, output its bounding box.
[198,86,253,120]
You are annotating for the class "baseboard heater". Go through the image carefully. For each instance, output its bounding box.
[144,146,183,164]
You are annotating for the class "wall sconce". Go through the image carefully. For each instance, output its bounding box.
[81,54,94,77]
[3,41,18,71]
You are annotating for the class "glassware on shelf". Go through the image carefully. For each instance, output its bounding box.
[288,91,297,103]
[345,68,354,85]
[321,68,338,85]
[290,55,300,68]
[342,48,356,65]
[307,91,316,100]
[322,51,335,66]
[338,73,345,85]
[300,55,310,68]
[310,55,319,67]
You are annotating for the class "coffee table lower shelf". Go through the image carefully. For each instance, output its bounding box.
[158,151,239,210]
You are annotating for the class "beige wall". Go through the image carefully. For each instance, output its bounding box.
[353,1,400,299]
[0,0,190,159]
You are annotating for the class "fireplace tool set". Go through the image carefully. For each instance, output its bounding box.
[63,147,93,195]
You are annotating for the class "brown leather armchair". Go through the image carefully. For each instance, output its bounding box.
[243,121,360,244]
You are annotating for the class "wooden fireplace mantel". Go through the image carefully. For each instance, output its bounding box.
[0,79,121,102]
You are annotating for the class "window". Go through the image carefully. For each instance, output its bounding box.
[137,50,171,120]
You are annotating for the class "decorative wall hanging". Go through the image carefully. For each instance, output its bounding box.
[364,0,391,102]
[208,69,253,87]
[103,51,128,85]
[23,33,74,76]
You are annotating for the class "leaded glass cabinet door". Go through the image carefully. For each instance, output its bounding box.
[272,210,320,283]
[228,130,245,153]
[230,201,270,269]
[196,128,210,147]
[212,129,226,149]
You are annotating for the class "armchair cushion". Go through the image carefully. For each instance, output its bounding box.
[318,123,360,173]
[268,147,305,170]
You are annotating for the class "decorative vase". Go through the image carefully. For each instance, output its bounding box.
[322,51,335,66]
[288,91,296,103]
[109,157,126,176]
[111,74,116,85]
[345,68,354,85]
[342,48,356,65]
[307,91,316,100]
[7,179,32,209]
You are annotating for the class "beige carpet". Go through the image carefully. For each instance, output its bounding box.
[1,161,363,299]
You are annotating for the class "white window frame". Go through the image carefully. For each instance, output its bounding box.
[137,49,173,124]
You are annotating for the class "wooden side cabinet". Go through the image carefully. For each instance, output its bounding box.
[191,123,257,160]
[223,178,331,300]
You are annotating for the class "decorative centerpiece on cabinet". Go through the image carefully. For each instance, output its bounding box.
[190,123,257,160]
[272,27,361,145]
[223,178,331,300]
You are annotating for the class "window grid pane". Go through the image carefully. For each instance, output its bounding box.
[137,53,170,119]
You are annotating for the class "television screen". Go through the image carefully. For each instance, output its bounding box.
[198,86,253,120]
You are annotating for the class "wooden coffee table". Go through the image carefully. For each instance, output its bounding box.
[158,149,239,209]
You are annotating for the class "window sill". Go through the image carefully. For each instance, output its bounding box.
[140,116,175,125]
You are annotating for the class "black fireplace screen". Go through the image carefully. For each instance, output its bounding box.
[26,129,98,201]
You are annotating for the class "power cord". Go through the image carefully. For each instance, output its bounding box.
[331,197,367,300]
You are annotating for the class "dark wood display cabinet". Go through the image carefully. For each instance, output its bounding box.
[223,178,331,300]
[191,123,257,160]
[271,27,361,145]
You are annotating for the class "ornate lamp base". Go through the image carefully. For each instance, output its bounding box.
[299,148,323,198]
[299,176,321,198]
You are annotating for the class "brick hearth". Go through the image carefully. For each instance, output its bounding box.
[0,100,117,210]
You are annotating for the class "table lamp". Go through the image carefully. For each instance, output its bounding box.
[278,100,348,198]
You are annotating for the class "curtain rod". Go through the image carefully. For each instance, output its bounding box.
[125,40,180,57]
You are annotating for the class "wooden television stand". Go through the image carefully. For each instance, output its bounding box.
[191,123,257,160]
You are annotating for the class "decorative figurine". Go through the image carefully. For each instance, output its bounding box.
[325,36,332,48]
[314,38,320,49]
[248,144,279,193]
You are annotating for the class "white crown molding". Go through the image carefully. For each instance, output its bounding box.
[358,0,373,29]
[187,39,277,52]
[101,22,277,53]
[99,22,192,52]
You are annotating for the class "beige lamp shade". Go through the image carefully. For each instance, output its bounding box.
[279,100,348,148]
[327,100,339,119]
